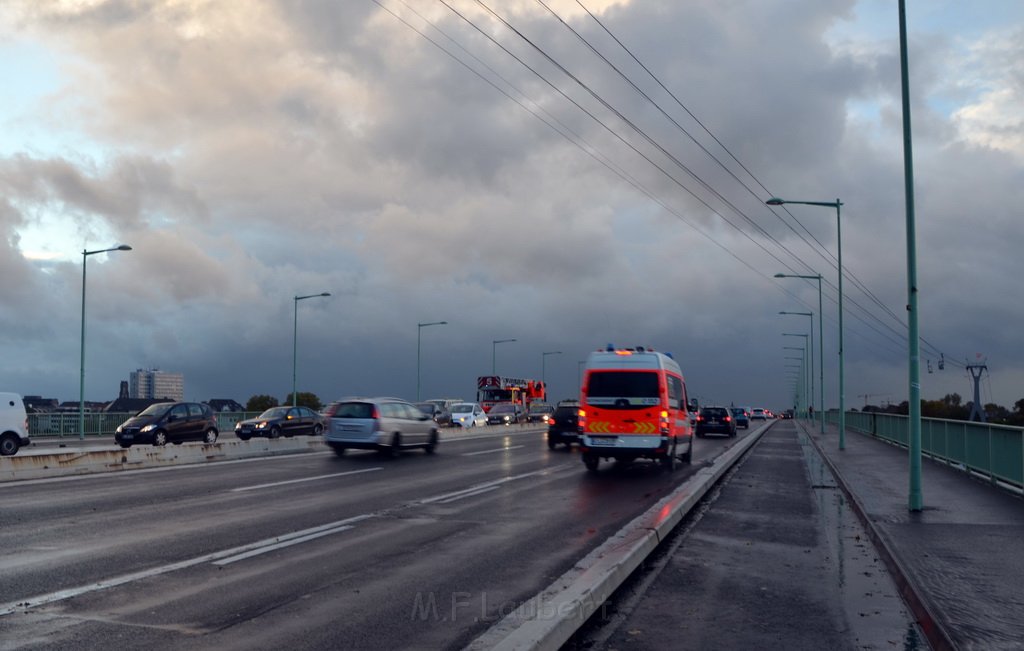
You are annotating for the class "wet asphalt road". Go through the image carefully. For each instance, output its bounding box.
[569,421,927,651]
[0,426,744,650]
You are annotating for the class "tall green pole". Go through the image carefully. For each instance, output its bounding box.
[899,0,923,511]
[492,338,515,375]
[768,199,843,449]
[79,250,88,441]
[79,245,132,440]
[417,321,448,402]
[293,292,331,406]
[836,199,845,450]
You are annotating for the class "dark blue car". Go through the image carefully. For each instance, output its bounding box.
[731,407,750,429]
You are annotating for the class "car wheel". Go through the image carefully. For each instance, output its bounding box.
[425,430,438,454]
[730,428,737,438]
[679,437,693,464]
[204,428,218,445]
[153,430,168,446]
[0,435,20,456]
[661,439,678,472]
[313,424,323,436]
[331,445,346,457]
[269,426,281,439]
[237,433,250,441]
[583,452,600,472]
[119,443,132,449]
[388,432,401,458]
[548,437,557,450]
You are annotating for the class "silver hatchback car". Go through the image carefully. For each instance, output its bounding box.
[325,397,440,457]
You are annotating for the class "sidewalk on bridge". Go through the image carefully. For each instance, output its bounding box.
[802,419,1024,650]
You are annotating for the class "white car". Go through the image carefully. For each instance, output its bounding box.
[750,408,768,420]
[450,402,487,428]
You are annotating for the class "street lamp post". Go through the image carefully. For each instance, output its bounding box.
[292,292,331,406]
[783,329,812,419]
[784,344,807,414]
[492,339,516,375]
[775,274,825,434]
[80,244,132,440]
[541,351,562,396]
[768,198,844,449]
[417,321,448,401]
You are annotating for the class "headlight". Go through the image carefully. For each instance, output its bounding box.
[503,415,510,421]
[140,424,155,433]
[257,422,268,429]
[116,425,123,434]
[234,423,242,431]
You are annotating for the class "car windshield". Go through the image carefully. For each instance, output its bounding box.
[731,408,745,415]
[414,403,436,413]
[137,403,172,418]
[451,404,474,413]
[585,371,660,409]
[491,404,515,413]
[333,402,375,418]
[258,407,290,419]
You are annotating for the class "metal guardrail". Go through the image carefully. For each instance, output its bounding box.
[27,412,264,437]
[822,409,1024,492]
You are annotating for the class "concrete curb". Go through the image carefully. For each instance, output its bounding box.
[798,421,956,651]
[466,424,772,651]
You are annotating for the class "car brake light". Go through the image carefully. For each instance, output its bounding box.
[370,405,380,419]
[725,416,732,422]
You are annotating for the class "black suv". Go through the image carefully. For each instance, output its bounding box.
[547,401,580,449]
[695,406,737,438]
[115,402,220,448]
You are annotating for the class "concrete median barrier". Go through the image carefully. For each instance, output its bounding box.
[0,437,327,482]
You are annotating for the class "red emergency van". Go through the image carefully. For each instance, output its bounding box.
[578,346,694,472]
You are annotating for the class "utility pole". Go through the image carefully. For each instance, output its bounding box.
[966,363,988,422]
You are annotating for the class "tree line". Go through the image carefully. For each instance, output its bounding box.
[244,392,324,412]
[861,393,1024,426]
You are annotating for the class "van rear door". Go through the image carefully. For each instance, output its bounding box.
[583,370,662,434]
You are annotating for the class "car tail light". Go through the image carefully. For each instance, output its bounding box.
[370,405,380,420]
[577,409,586,431]
[725,416,732,422]
[696,415,704,422]
[659,410,670,435]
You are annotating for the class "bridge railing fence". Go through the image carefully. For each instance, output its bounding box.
[821,409,1023,493]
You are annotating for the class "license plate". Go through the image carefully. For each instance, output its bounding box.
[588,437,616,446]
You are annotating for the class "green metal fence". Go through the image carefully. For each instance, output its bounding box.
[824,409,1024,492]
[28,412,264,438]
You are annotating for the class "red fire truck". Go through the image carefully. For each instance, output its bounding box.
[476,376,547,412]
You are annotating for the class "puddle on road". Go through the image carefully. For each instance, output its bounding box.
[799,432,927,650]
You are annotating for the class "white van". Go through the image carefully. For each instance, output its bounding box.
[0,392,31,456]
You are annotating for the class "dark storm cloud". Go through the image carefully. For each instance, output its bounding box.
[0,0,1021,411]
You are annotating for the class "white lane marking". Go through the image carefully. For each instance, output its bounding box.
[231,467,382,492]
[461,445,525,457]
[418,464,572,505]
[213,525,356,565]
[436,486,500,504]
[0,514,374,617]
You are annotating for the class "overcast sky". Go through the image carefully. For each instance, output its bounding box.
[1,0,1022,412]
